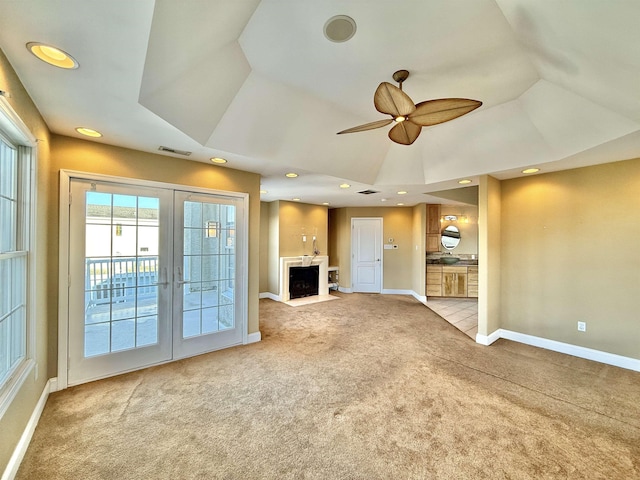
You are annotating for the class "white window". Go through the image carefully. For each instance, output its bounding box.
[0,94,36,417]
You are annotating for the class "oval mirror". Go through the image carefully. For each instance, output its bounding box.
[441,225,460,250]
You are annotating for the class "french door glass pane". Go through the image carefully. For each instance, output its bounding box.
[84,192,160,357]
[182,201,235,337]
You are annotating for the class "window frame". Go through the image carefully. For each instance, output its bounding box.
[0,93,38,419]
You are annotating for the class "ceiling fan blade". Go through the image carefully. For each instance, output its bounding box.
[408,98,482,126]
[374,82,416,117]
[388,120,421,145]
[337,118,393,135]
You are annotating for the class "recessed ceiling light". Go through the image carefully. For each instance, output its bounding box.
[292,198,301,202]
[339,183,351,189]
[397,190,407,195]
[522,168,540,174]
[397,203,405,206]
[458,179,472,184]
[210,157,227,164]
[322,202,330,206]
[381,198,387,202]
[260,190,268,194]
[27,42,78,69]
[75,127,102,138]
[285,172,298,178]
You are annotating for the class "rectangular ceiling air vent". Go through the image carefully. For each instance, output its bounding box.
[158,146,192,156]
[358,189,379,195]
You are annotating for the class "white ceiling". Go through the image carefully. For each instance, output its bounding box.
[0,0,639,207]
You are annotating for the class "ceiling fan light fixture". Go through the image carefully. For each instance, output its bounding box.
[337,69,482,146]
[27,42,78,69]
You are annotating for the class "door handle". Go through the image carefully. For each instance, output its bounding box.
[158,267,170,289]
[175,266,188,287]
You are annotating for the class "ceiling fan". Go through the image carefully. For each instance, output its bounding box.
[337,70,482,145]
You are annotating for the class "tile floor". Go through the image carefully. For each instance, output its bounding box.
[425,297,478,339]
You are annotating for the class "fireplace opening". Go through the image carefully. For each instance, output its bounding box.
[289,265,319,299]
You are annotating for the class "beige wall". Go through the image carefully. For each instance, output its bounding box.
[0,49,52,472]
[328,207,346,268]
[412,204,426,297]
[48,135,262,368]
[261,200,328,295]
[329,207,416,290]
[259,202,270,293]
[500,159,640,359]
[267,201,280,294]
[478,175,501,336]
[277,201,328,257]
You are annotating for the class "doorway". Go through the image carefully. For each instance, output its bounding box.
[61,174,247,386]
[351,218,382,293]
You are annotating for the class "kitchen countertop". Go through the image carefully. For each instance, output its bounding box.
[426,259,478,266]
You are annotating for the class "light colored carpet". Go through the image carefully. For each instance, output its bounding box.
[17,293,640,479]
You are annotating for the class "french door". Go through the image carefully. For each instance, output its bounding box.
[172,191,243,358]
[67,178,245,386]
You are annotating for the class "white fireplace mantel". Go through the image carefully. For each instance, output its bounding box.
[279,256,329,302]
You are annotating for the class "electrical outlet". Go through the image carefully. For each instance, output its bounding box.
[577,321,586,332]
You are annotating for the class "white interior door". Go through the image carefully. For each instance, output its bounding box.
[172,191,244,359]
[67,179,173,385]
[351,218,382,293]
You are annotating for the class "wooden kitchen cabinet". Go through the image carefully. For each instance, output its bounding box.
[467,266,478,298]
[442,266,467,297]
[426,204,441,233]
[426,204,441,253]
[426,234,440,252]
[426,265,442,296]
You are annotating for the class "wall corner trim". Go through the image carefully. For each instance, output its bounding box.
[411,292,427,304]
[246,332,262,344]
[475,329,501,346]
[2,377,56,480]
[259,292,280,301]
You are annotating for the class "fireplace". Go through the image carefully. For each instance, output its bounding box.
[279,256,329,302]
[289,265,319,299]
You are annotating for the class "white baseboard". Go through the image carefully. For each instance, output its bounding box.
[246,331,262,344]
[475,329,501,346]
[499,329,640,372]
[2,377,55,480]
[381,289,414,295]
[411,292,427,304]
[338,287,352,293]
[259,292,280,301]
[477,329,640,372]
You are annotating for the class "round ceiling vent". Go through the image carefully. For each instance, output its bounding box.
[323,15,357,43]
